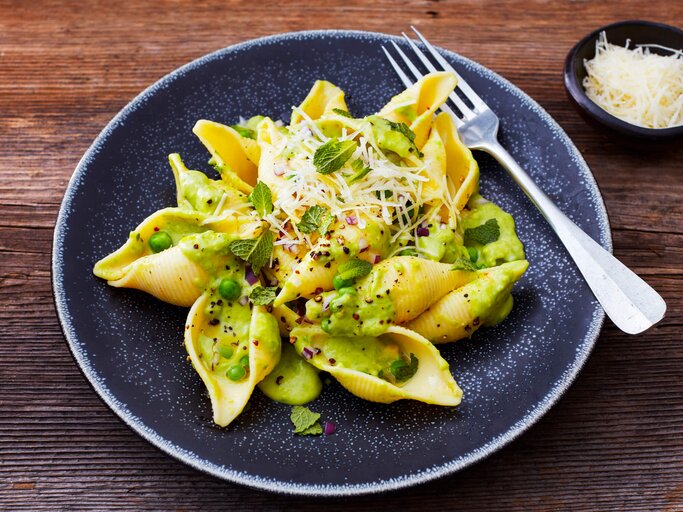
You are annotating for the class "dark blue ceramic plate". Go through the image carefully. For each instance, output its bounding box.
[52,30,610,496]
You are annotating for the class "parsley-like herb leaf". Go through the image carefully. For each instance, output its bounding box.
[463,219,500,246]
[231,125,256,139]
[249,286,277,305]
[228,230,273,272]
[248,181,273,218]
[337,258,373,281]
[390,354,419,382]
[291,405,322,435]
[298,205,335,235]
[313,138,358,175]
[332,108,353,118]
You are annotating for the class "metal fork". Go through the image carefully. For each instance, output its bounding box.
[382,27,666,335]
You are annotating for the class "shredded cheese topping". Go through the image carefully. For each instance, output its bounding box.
[263,108,456,249]
[583,32,683,129]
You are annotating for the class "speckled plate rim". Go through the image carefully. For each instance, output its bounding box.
[52,29,611,497]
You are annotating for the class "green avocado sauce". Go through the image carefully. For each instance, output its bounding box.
[292,326,402,377]
[258,343,322,405]
[176,168,246,214]
[461,197,525,268]
[416,221,470,263]
[367,115,417,159]
[182,231,259,380]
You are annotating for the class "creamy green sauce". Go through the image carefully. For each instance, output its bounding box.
[176,169,245,214]
[258,343,322,405]
[367,115,418,159]
[416,222,469,263]
[292,326,403,379]
[461,198,525,268]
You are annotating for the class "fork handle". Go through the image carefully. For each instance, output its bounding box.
[481,140,666,334]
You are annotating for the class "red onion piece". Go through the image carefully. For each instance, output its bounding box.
[373,254,382,264]
[238,295,249,306]
[324,421,336,435]
[416,227,430,237]
[302,347,314,360]
[358,238,368,252]
[345,216,358,225]
[273,166,285,176]
[322,296,333,312]
[245,265,259,285]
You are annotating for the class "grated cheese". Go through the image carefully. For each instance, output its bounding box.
[268,107,455,250]
[582,32,683,129]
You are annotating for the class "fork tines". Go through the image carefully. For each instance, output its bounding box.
[382,27,490,126]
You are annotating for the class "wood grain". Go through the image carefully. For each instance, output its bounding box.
[1,0,682,510]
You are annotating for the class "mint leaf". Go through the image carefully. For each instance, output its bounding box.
[464,219,500,246]
[298,205,334,235]
[337,258,373,281]
[299,422,323,435]
[249,286,277,305]
[387,119,416,142]
[390,354,419,382]
[348,158,371,183]
[248,181,273,218]
[291,405,322,435]
[231,125,256,139]
[332,108,353,118]
[229,230,273,272]
[313,138,358,175]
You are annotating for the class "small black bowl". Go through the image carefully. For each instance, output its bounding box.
[564,20,683,144]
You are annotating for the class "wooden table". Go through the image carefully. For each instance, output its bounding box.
[2,1,681,510]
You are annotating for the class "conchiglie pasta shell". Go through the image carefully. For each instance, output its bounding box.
[406,260,528,343]
[273,253,340,307]
[290,80,348,124]
[378,71,457,148]
[168,153,249,215]
[359,256,478,323]
[185,294,281,427]
[273,220,389,306]
[433,112,479,212]
[418,125,448,205]
[192,120,258,192]
[93,207,208,282]
[291,325,461,406]
[108,246,209,307]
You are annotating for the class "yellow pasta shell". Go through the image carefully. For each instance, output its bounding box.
[290,325,461,406]
[93,207,209,282]
[192,119,258,192]
[107,246,209,307]
[433,111,479,212]
[290,80,348,124]
[406,260,528,343]
[185,293,281,427]
[359,256,478,323]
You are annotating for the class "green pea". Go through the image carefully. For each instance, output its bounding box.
[239,355,249,368]
[468,246,479,263]
[390,359,407,377]
[217,345,234,359]
[338,286,356,295]
[218,278,241,300]
[148,231,172,253]
[333,274,354,290]
[226,364,246,381]
[321,318,331,333]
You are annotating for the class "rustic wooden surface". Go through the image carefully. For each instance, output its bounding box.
[1,0,682,510]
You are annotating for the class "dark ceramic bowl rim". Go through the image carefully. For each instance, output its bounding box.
[52,29,610,496]
[564,19,683,139]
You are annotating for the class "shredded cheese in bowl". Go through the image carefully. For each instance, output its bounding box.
[582,32,683,129]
